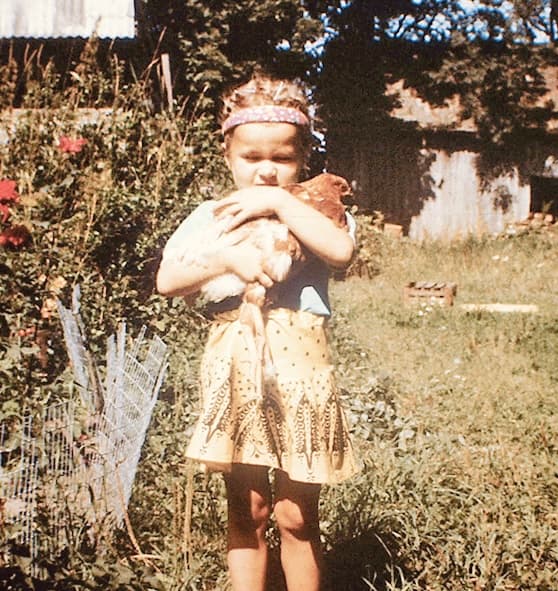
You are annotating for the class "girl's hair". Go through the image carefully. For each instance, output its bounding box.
[220,74,310,122]
[220,73,313,155]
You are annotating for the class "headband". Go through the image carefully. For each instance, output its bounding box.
[221,106,310,135]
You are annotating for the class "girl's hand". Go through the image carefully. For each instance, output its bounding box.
[214,186,290,232]
[216,232,274,288]
[215,184,354,269]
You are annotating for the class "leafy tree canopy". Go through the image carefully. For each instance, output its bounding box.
[315,0,558,143]
[136,0,328,115]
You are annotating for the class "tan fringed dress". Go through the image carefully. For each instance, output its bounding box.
[186,307,359,484]
[163,200,360,485]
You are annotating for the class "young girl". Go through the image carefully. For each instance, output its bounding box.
[156,74,359,591]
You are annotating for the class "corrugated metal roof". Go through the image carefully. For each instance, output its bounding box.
[0,0,135,39]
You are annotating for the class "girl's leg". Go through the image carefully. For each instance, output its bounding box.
[273,471,323,591]
[224,464,272,591]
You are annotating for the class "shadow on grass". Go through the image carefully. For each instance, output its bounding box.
[266,528,413,591]
[325,528,414,590]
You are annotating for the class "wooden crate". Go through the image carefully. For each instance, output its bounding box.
[404,281,457,307]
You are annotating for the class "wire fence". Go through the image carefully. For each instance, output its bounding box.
[0,286,167,574]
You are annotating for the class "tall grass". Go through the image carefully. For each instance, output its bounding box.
[322,230,558,590]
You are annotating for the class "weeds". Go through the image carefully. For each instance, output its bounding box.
[323,231,558,590]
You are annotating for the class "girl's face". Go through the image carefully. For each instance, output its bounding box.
[224,122,305,189]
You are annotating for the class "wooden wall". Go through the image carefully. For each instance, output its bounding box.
[327,127,558,241]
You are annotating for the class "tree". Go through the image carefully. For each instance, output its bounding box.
[315,0,558,145]
[135,0,327,116]
[506,0,558,43]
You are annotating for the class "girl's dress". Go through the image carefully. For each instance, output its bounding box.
[162,200,360,485]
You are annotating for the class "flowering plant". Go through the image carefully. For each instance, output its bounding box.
[58,135,88,154]
[0,84,224,406]
[0,178,19,222]
[0,178,19,202]
[0,224,31,248]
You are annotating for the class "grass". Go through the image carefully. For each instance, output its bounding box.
[128,229,558,591]
[322,229,558,590]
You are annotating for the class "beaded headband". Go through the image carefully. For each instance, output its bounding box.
[221,105,310,135]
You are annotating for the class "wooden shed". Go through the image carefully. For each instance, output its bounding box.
[327,69,558,241]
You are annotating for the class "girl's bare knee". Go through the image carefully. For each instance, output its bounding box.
[273,472,320,539]
[226,468,272,536]
[274,498,314,539]
[229,495,271,536]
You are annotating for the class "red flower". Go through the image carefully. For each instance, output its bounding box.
[0,179,19,204]
[58,136,88,154]
[0,224,31,248]
[0,203,10,223]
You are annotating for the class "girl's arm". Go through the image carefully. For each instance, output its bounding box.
[156,254,223,298]
[215,186,355,268]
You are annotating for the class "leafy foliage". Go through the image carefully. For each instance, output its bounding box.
[317,1,558,151]
[0,49,227,409]
[133,0,328,115]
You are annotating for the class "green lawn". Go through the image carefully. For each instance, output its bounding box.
[129,229,558,591]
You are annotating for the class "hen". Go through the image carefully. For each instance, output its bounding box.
[205,172,351,305]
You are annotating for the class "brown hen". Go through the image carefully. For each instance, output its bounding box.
[208,172,351,305]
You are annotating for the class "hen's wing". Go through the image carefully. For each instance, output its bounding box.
[194,173,352,303]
